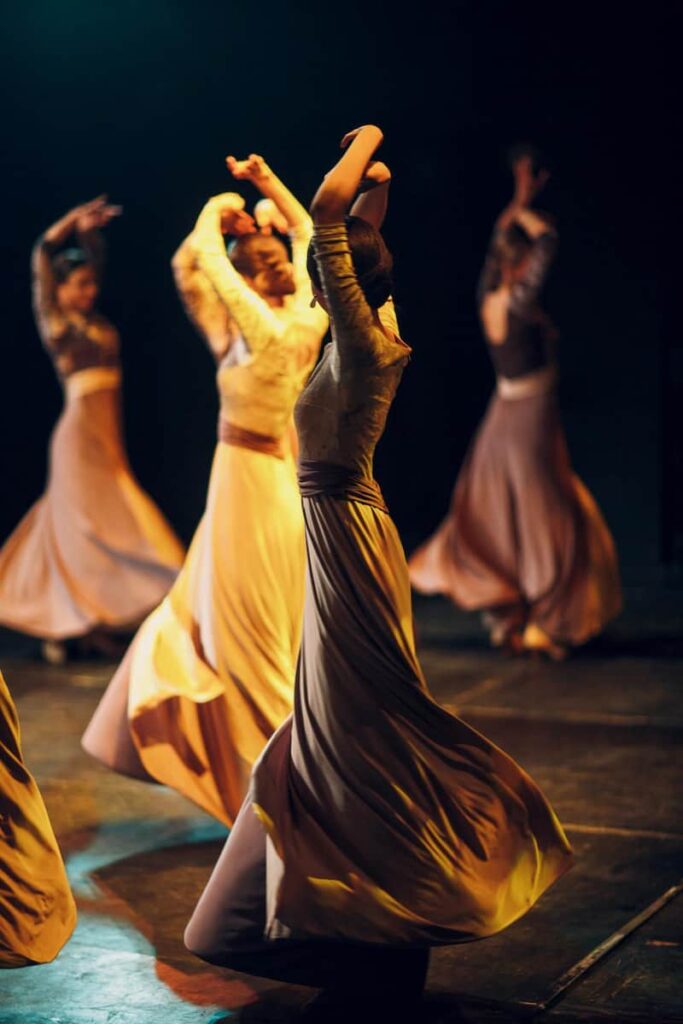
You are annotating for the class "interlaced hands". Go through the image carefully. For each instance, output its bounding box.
[512,153,550,208]
[74,195,122,233]
[339,125,383,149]
[357,160,391,193]
[253,198,289,235]
[207,193,256,237]
[226,154,271,185]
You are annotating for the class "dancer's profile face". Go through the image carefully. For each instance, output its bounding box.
[56,265,99,314]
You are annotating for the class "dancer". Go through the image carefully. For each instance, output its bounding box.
[409,151,622,658]
[0,198,184,664]
[1,670,76,966]
[82,157,328,825]
[184,127,572,1023]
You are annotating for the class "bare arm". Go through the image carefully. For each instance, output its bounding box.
[227,154,311,233]
[309,128,395,358]
[310,124,384,224]
[349,161,391,230]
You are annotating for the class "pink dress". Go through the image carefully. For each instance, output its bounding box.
[0,231,185,640]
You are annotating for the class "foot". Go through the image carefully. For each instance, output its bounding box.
[489,623,524,656]
[41,640,68,666]
[521,624,568,661]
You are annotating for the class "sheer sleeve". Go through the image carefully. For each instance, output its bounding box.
[509,231,558,314]
[193,214,283,354]
[31,236,64,346]
[172,238,239,362]
[311,223,379,359]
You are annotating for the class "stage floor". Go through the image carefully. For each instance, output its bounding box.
[0,587,681,1023]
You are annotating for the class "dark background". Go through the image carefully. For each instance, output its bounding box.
[0,1,679,576]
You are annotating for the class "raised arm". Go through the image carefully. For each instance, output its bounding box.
[349,161,391,230]
[227,154,310,234]
[311,125,384,225]
[32,196,120,338]
[192,194,283,351]
[309,126,395,358]
[171,236,240,362]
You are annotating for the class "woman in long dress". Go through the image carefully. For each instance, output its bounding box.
[184,127,573,1022]
[82,158,328,826]
[0,197,185,663]
[1,669,76,966]
[409,153,622,659]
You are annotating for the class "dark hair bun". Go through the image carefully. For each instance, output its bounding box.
[345,216,393,309]
[51,247,90,284]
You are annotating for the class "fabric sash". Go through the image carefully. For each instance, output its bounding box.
[218,419,286,460]
[298,460,388,513]
[65,367,122,400]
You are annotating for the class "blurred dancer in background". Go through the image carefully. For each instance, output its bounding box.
[410,151,621,659]
[0,197,184,664]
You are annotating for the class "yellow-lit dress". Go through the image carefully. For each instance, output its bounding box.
[82,211,327,825]
[0,670,76,966]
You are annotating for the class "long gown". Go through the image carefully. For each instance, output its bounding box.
[185,221,572,966]
[82,212,328,826]
[0,670,76,966]
[409,227,622,647]
[0,231,185,640]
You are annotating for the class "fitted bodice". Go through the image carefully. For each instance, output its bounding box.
[295,223,410,479]
[478,230,558,380]
[32,235,120,381]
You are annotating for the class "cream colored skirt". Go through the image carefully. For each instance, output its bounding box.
[0,370,184,639]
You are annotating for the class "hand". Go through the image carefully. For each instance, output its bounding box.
[74,195,122,233]
[205,193,257,236]
[226,154,272,185]
[339,125,384,150]
[357,160,391,193]
[253,198,289,235]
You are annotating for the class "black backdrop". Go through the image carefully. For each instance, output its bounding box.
[1,2,678,575]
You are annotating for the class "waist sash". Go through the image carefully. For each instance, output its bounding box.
[298,460,388,513]
[496,364,557,400]
[64,367,122,400]
[218,419,286,460]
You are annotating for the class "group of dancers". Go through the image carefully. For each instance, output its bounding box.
[0,127,622,1019]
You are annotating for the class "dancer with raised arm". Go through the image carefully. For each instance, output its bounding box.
[410,152,622,659]
[83,158,328,825]
[0,198,184,664]
[184,128,572,1023]
[1,669,76,966]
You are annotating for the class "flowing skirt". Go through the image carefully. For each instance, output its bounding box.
[0,376,184,639]
[187,485,573,952]
[0,671,76,967]
[409,389,622,645]
[82,441,305,825]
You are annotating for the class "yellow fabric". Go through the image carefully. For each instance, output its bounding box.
[0,671,76,966]
[126,442,306,825]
